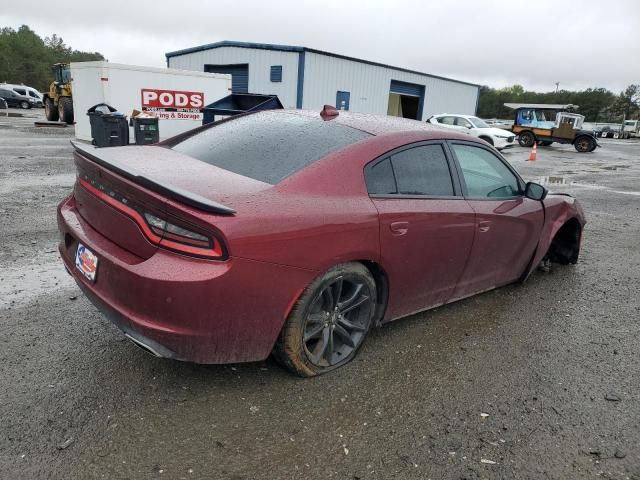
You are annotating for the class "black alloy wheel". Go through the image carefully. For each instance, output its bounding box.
[302,275,372,367]
[274,263,376,377]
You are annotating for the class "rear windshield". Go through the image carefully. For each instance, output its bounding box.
[170,111,371,184]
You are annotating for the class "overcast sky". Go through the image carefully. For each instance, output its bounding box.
[2,0,639,92]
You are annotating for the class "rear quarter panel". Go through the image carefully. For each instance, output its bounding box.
[214,131,477,273]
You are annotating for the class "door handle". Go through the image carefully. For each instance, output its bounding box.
[390,221,409,235]
[478,220,491,233]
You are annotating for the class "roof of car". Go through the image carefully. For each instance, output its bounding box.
[284,109,454,136]
[432,113,477,118]
[504,103,578,110]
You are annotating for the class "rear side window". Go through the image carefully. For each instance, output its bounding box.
[14,88,26,96]
[365,144,454,196]
[366,158,396,194]
[171,112,370,184]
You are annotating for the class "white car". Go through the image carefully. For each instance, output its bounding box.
[427,114,515,150]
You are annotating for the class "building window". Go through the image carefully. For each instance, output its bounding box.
[270,65,282,82]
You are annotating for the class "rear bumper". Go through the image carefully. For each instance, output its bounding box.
[57,195,316,364]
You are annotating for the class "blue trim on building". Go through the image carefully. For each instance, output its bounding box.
[474,89,480,115]
[296,51,305,109]
[166,40,480,89]
[336,91,351,111]
[417,93,425,120]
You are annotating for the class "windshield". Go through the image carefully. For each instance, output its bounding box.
[469,116,490,128]
[171,111,371,184]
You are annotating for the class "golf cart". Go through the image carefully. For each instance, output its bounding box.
[505,103,598,152]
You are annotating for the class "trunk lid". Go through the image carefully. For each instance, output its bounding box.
[72,143,271,260]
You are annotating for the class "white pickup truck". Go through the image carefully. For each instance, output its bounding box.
[623,120,640,137]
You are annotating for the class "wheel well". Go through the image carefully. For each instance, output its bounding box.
[547,218,582,264]
[478,135,493,145]
[358,260,389,326]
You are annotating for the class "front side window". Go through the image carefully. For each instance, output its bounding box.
[365,144,454,197]
[469,116,489,128]
[452,144,520,198]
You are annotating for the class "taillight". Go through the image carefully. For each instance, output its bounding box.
[79,177,226,260]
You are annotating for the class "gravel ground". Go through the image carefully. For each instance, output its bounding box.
[0,111,638,479]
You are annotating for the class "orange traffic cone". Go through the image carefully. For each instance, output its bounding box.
[528,142,537,161]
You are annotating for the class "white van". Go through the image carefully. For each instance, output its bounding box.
[0,84,43,107]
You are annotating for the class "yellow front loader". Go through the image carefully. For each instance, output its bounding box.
[43,63,74,124]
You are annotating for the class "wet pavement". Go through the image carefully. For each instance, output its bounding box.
[1,116,639,479]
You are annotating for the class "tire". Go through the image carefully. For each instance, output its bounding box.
[44,98,59,121]
[58,97,74,124]
[574,135,595,153]
[274,263,377,377]
[19,101,30,109]
[539,141,553,146]
[518,131,536,147]
[479,136,494,146]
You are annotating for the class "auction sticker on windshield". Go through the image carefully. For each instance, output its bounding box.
[75,244,98,282]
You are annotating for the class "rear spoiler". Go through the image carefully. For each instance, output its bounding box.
[71,141,236,215]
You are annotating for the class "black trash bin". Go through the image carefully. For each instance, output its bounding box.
[132,117,159,145]
[87,103,129,147]
[201,93,283,125]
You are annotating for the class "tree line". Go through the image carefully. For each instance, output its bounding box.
[0,25,104,92]
[2,24,638,120]
[477,84,640,122]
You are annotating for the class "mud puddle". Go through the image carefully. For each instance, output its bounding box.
[537,176,640,196]
[0,255,75,309]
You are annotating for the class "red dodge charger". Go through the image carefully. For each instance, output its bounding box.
[57,108,585,376]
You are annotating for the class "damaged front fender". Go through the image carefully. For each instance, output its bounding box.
[522,194,586,281]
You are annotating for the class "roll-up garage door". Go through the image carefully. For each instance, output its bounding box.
[389,80,425,120]
[390,80,423,97]
[205,64,249,93]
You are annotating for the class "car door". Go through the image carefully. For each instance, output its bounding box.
[0,89,13,107]
[433,115,458,132]
[448,141,544,300]
[365,142,476,320]
[453,116,474,134]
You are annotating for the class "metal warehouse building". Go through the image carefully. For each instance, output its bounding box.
[166,41,479,121]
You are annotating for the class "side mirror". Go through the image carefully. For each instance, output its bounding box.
[525,182,548,201]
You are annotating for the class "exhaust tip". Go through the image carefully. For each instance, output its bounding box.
[124,333,164,358]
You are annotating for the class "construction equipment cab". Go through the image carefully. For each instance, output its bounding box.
[43,63,74,124]
[506,103,598,153]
